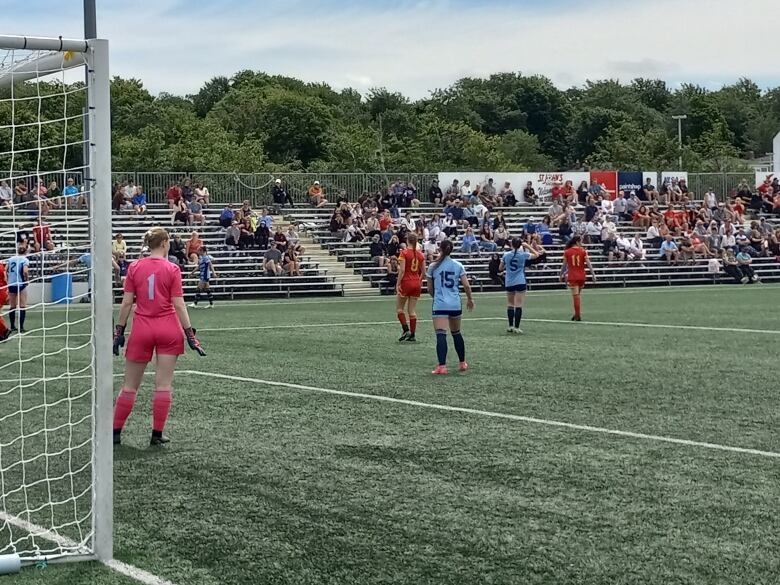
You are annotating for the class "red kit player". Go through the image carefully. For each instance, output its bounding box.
[560,236,596,322]
[396,233,426,342]
[0,262,8,342]
[112,227,205,447]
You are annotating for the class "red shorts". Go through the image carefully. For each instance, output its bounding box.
[398,281,421,298]
[567,279,586,289]
[125,313,184,363]
[0,293,6,307]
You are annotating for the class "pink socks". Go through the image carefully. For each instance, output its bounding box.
[152,388,173,434]
[113,388,137,431]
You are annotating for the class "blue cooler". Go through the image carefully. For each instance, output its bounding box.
[51,273,73,304]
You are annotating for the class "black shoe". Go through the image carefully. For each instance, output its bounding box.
[150,436,170,447]
[406,334,417,343]
[19,327,26,334]
[0,330,10,343]
[10,327,17,333]
[398,331,410,342]
[571,316,581,322]
[113,430,121,446]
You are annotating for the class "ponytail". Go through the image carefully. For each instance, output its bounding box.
[430,239,453,272]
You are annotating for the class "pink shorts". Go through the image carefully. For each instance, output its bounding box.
[125,313,184,363]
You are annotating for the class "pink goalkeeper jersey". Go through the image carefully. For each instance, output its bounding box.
[124,257,183,318]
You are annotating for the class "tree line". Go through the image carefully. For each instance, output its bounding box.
[3,71,779,176]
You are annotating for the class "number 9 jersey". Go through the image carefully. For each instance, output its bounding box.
[123,257,185,362]
[426,257,466,313]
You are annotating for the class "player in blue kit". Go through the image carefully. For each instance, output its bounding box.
[425,239,475,375]
[500,237,545,334]
[6,245,30,333]
[190,246,217,309]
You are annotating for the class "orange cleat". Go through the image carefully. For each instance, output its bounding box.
[458,362,469,372]
[431,365,448,375]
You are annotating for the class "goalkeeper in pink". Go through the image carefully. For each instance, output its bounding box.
[112,227,205,447]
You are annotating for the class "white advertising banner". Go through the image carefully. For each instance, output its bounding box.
[755,171,775,189]
[438,172,589,203]
[642,172,658,188]
[661,171,688,186]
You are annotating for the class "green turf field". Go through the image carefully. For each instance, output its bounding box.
[2,285,780,584]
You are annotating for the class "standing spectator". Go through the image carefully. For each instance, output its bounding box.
[194,182,210,206]
[429,179,443,204]
[272,179,295,207]
[166,182,181,209]
[308,181,327,207]
[0,180,12,208]
[263,242,284,276]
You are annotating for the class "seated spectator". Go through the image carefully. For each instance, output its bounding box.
[112,233,127,263]
[386,234,401,259]
[445,179,460,200]
[31,180,51,216]
[238,220,254,250]
[558,217,573,243]
[522,181,537,205]
[731,199,745,224]
[132,187,148,215]
[285,224,303,253]
[585,218,602,244]
[767,229,780,258]
[720,249,742,283]
[238,200,253,221]
[225,221,241,250]
[171,198,190,226]
[402,182,420,207]
[31,218,54,253]
[283,247,301,276]
[628,234,646,262]
[385,256,399,288]
[170,233,187,266]
[479,224,497,252]
[423,237,438,263]
[576,180,589,205]
[180,178,194,203]
[188,200,205,225]
[272,179,295,208]
[584,196,599,222]
[602,231,624,264]
[495,224,510,249]
[428,179,443,205]
[60,177,85,209]
[369,234,388,267]
[588,181,604,198]
[166,182,182,210]
[460,179,473,199]
[270,227,287,251]
[308,181,327,207]
[47,181,62,206]
[501,182,517,207]
[263,242,284,276]
[488,253,504,285]
[194,182,210,206]
[0,180,12,208]
[442,213,458,238]
[186,231,203,264]
[381,224,395,245]
[646,220,662,247]
[219,204,235,228]
[704,188,717,210]
[633,205,651,227]
[14,180,29,205]
[461,227,480,256]
[659,235,679,264]
[736,247,760,283]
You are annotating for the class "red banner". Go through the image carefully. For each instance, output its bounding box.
[590,171,618,200]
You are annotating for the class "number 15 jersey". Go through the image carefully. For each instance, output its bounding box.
[426,256,465,312]
[124,257,183,318]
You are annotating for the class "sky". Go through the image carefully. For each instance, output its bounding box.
[1,0,778,98]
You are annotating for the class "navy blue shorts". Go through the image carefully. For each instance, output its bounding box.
[432,309,462,317]
[506,284,528,293]
[7,284,27,295]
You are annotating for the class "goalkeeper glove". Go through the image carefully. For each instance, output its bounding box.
[184,327,206,356]
[113,325,126,356]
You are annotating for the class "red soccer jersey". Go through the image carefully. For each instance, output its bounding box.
[399,247,425,283]
[564,247,588,282]
[124,257,183,318]
[0,263,7,300]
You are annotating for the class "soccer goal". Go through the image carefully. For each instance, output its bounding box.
[0,35,113,572]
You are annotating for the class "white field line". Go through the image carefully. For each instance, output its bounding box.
[181,370,780,460]
[0,512,176,585]
[15,317,780,338]
[4,282,780,313]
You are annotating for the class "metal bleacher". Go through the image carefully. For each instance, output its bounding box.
[281,204,780,295]
[0,204,343,300]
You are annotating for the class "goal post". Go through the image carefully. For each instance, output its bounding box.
[0,35,112,570]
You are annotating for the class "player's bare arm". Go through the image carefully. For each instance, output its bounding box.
[460,274,475,311]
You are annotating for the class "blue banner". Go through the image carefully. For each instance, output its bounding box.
[617,172,643,196]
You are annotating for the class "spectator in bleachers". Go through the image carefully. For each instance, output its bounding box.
[584,196,599,222]
[0,180,12,208]
[428,179,443,205]
[500,182,516,207]
[263,241,284,276]
[186,231,203,265]
[461,227,480,256]
[342,217,365,243]
[284,246,301,276]
[585,217,602,244]
[63,177,85,209]
[112,233,127,264]
[132,187,148,215]
[613,193,628,220]
[270,226,287,252]
[488,253,504,285]
[748,222,766,256]
[370,234,388,267]
[402,182,420,207]
[47,180,61,206]
[495,223,510,249]
[558,215,573,243]
[737,248,760,283]
[588,181,603,198]
[219,204,234,228]
[428,215,443,242]
[767,229,780,258]
[14,180,28,205]
[171,198,190,226]
[308,181,328,208]
[386,234,401,259]
[479,224,498,252]
[462,201,477,228]
[443,213,458,238]
[385,256,399,288]
[633,204,651,227]
[576,180,589,205]
[423,237,438,263]
[548,200,563,225]
[272,179,294,208]
[646,219,662,247]
[460,180,472,199]
[562,180,576,205]
[628,234,646,262]
[720,249,742,283]
[180,178,194,203]
[236,200,252,223]
[31,217,54,253]
[238,220,254,249]
[166,182,182,210]
[445,179,460,201]
[122,180,135,201]
[188,199,205,225]
[225,221,240,250]
[600,194,614,219]
[602,229,624,264]
[659,235,679,264]
[193,182,210,206]
[170,233,187,267]
[31,180,51,216]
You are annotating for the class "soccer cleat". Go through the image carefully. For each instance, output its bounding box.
[506,327,514,334]
[458,361,469,372]
[205,304,213,309]
[431,365,448,375]
[0,330,10,343]
[19,328,26,334]
[513,328,524,335]
[149,436,170,447]
[113,430,122,446]
[406,334,416,343]
[398,331,410,342]
[10,327,17,333]
[571,315,581,322]
[189,303,198,308]
[740,277,749,284]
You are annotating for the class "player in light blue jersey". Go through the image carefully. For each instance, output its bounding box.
[499,237,545,334]
[190,246,218,308]
[425,239,475,375]
[6,245,30,333]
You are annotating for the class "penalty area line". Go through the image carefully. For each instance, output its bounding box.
[181,370,780,460]
[0,515,178,585]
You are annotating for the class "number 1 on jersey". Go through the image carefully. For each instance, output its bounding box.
[147,273,155,300]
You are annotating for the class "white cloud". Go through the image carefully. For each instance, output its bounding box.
[2,0,779,97]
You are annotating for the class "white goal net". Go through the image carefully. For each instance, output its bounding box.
[0,36,113,568]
